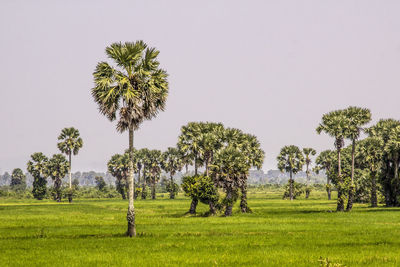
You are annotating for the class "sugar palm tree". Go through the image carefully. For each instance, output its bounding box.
[147,149,162,200]
[46,154,69,202]
[178,122,203,175]
[27,152,48,200]
[57,127,83,189]
[314,150,335,200]
[343,106,371,211]
[162,147,183,199]
[303,148,316,199]
[386,126,400,184]
[316,110,350,211]
[277,145,305,201]
[92,41,169,237]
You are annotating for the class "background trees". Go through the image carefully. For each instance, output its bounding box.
[303,148,316,199]
[92,41,169,237]
[277,145,304,201]
[46,154,69,202]
[10,168,26,192]
[57,127,83,189]
[162,147,183,199]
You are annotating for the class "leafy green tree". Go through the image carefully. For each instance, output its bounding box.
[92,41,168,237]
[303,148,316,199]
[343,107,372,211]
[57,127,83,188]
[95,176,107,192]
[10,168,26,192]
[27,152,48,200]
[367,119,400,206]
[277,145,305,201]
[46,154,69,202]
[314,150,335,200]
[182,175,219,215]
[162,147,183,199]
[316,110,350,211]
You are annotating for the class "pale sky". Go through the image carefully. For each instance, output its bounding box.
[1,0,400,173]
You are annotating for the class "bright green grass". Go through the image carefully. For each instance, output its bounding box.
[0,191,399,266]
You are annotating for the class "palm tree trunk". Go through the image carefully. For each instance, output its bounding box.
[69,152,72,189]
[170,174,175,199]
[151,176,156,200]
[336,147,344,212]
[240,176,250,212]
[142,168,147,200]
[371,170,377,207]
[289,170,293,201]
[305,163,310,199]
[327,176,331,200]
[225,187,233,216]
[346,140,356,211]
[127,127,136,237]
[205,157,209,177]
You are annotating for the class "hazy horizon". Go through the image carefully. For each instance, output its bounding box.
[1,1,400,174]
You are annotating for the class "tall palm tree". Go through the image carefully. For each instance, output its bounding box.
[162,147,183,199]
[314,150,335,200]
[343,107,371,211]
[46,154,69,202]
[303,147,316,199]
[92,41,169,237]
[57,127,83,189]
[277,145,305,201]
[386,126,400,185]
[316,110,350,211]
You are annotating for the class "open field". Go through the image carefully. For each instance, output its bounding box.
[1,191,400,266]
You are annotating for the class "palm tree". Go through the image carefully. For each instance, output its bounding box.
[343,107,371,211]
[357,137,384,207]
[367,119,400,206]
[277,145,305,201]
[57,127,83,189]
[107,152,132,199]
[148,149,162,200]
[314,150,335,200]
[92,41,169,237]
[316,110,350,211]
[303,148,316,199]
[27,152,48,200]
[386,126,400,186]
[10,168,27,192]
[46,154,69,202]
[162,147,183,199]
[178,122,203,175]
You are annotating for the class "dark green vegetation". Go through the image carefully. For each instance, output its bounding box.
[1,191,399,266]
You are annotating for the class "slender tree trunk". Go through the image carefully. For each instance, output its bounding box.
[55,178,62,202]
[170,174,175,199]
[142,168,147,200]
[189,198,198,214]
[305,162,310,199]
[194,154,198,176]
[151,176,156,200]
[225,187,233,216]
[69,152,72,189]
[346,140,356,211]
[240,176,250,213]
[337,148,344,212]
[371,170,377,207]
[289,170,293,201]
[205,158,209,177]
[127,128,136,237]
[327,176,331,200]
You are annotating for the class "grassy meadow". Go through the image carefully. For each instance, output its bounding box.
[0,190,399,266]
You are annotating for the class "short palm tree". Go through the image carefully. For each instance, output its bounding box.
[316,110,350,211]
[92,41,168,237]
[46,154,69,202]
[303,147,316,199]
[27,152,48,200]
[57,127,83,189]
[277,145,305,201]
[343,106,371,211]
[162,147,183,199]
[314,150,335,200]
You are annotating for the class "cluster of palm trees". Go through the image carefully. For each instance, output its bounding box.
[27,127,83,202]
[177,122,265,216]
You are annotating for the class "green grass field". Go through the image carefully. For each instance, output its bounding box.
[1,190,399,266]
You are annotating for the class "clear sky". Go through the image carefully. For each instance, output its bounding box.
[1,0,400,173]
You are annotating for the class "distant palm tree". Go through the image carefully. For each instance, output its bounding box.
[314,150,335,200]
[57,127,83,189]
[46,154,69,202]
[303,147,316,199]
[316,110,350,211]
[162,147,183,199]
[27,152,48,200]
[343,106,371,211]
[277,145,304,201]
[92,41,168,237]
